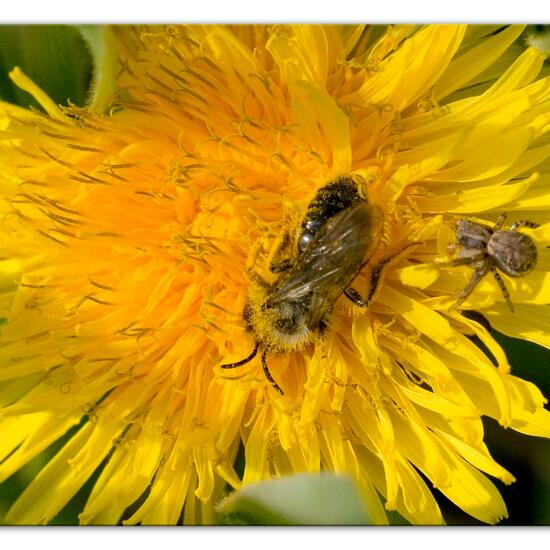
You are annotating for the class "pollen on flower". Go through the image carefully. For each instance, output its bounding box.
[0,23,550,527]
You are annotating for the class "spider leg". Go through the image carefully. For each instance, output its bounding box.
[491,268,514,313]
[455,262,491,307]
[510,219,540,231]
[494,213,507,231]
[438,252,485,268]
[221,341,260,369]
[261,348,284,395]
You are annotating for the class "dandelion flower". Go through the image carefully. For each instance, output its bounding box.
[1,24,550,525]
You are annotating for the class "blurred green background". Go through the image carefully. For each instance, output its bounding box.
[0,24,549,526]
[0,25,92,109]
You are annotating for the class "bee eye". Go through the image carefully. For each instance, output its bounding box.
[299,233,314,250]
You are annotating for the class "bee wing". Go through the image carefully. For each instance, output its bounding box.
[267,202,382,323]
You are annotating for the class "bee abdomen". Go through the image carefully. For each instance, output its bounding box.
[298,175,363,254]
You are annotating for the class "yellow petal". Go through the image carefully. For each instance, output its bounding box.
[9,67,67,121]
[484,303,550,350]
[124,454,194,525]
[291,80,351,174]
[5,423,95,524]
[436,429,515,484]
[80,441,152,525]
[347,25,466,110]
[436,452,508,524]
[484,46,547,99]
[433,25,525,100]
[396,264,441,289]
[0,412,82,483]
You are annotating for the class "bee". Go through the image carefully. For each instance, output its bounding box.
[448,214,539,312]
[221,175,415,395]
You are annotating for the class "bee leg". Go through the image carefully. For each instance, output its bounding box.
[269,231,294,273]
[363,258,389,306]
[455,262,491,308]
[366,244,421,304]
[346,255,393,308]
[491,268,514,313]
[349,243,423,308]
[344,287,369,307]
[494,213,508,230]
[269,258,293,273]
[510,219,540,231]
[220,341,260,369]
[247,271,273,290]
[261,349,284,395]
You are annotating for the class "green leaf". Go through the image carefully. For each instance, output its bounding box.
[0,25,92,109]
[77,25,119,113]
[216,473,372,525]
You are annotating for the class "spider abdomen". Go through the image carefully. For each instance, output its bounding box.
[488,231,537,277]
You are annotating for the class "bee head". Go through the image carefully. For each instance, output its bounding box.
[246,295,313,350]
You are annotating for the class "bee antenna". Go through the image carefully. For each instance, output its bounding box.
[220,341,260,369]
